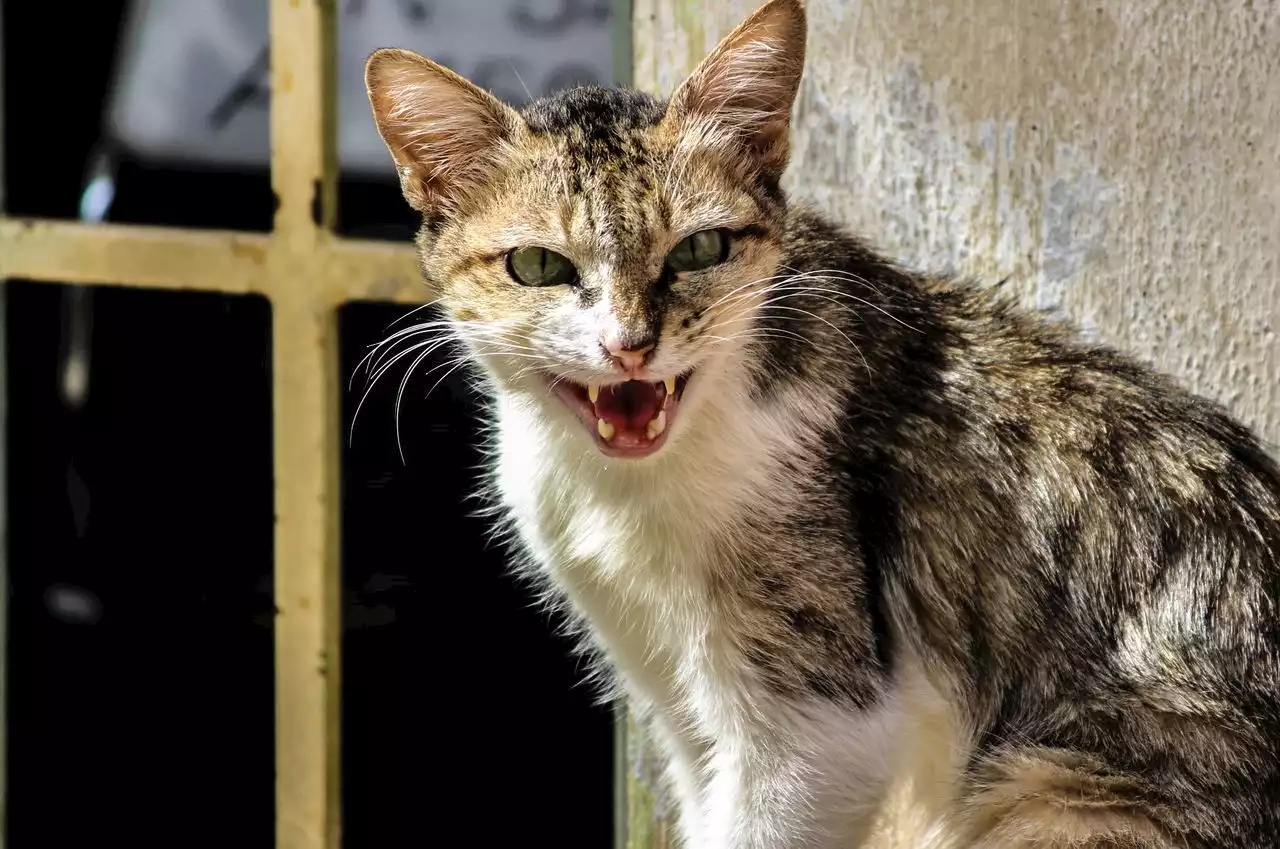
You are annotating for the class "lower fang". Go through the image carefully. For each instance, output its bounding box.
[597,419,616,440]
[646,410,667,439]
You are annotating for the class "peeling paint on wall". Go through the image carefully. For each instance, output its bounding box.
[627,2,1278,840]
[635,0,1279,447]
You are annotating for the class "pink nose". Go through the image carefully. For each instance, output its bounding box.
[603,338,654,372]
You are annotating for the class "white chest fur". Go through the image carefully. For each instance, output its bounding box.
[493,390,740,721]
[488,389,970,848]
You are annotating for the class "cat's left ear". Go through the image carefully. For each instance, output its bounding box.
[665,0,807,179]
[365,49,519,216]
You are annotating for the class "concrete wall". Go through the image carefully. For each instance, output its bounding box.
[635,0,1279,446]
[626,0,1279,843]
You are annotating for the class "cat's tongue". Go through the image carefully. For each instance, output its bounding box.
[594,380,666,435]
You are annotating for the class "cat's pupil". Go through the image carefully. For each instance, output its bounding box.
[507,246,577,287]
[666,229,729,273]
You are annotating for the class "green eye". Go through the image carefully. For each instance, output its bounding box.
[507,247,578,287]
[665,229,729,273]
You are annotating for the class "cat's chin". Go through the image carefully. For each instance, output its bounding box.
[542,371,693,460]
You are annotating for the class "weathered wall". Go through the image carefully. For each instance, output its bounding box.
[635,0,1279,446]
[626,0,1279,844]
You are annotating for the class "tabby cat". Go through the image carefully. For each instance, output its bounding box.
[364,1,1280,845]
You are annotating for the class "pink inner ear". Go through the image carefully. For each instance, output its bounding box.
[666,1,805,167]
[693,42,797,116]
[367,52,514,212]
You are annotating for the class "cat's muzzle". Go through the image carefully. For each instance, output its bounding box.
[546,373,692,459]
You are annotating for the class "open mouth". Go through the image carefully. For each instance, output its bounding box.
[547,372,693,458]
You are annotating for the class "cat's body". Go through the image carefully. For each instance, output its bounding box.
[495,209,1280,848]
[365,1,1280,846]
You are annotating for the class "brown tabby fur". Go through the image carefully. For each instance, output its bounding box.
[366,1,1280,846]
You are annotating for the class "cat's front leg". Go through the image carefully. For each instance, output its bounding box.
[648,717,710,848]
[698,746,826,849]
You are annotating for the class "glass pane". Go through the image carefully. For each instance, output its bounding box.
[3,1,622,235]
[2,1,274,230]
[5,282,274,848]
[336,1,623,240]
[340,302,613,847]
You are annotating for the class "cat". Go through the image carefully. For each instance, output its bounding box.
[364,0,1280,846]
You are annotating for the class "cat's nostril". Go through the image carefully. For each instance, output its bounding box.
[603,335,655,371]
[607,345,653,371]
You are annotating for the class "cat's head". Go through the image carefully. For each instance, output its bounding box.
[366,0,806,460]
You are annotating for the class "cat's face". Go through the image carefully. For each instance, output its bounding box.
[367,0,806,460]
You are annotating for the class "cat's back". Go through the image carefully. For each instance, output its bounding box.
[849,257,1280,846]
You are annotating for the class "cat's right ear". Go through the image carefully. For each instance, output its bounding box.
[664,0,807,180]
[365,49,517,215]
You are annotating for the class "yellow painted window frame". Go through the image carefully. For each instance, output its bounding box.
[0,2,656,847]
[0,3,421,847]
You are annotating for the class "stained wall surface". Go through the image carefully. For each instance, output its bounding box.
[624,1,1279,842]
[635,0,1279,446]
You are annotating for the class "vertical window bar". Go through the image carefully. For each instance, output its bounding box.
[268,2,343,849]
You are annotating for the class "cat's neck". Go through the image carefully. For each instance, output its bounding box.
[487,372,843,592]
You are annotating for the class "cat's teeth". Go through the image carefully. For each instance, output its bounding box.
[646,410,667,439]
[597,418,615,440]
[664,376,677,395]
[588,383,600,404]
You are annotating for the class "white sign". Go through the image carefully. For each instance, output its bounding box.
[106,0,617,174]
